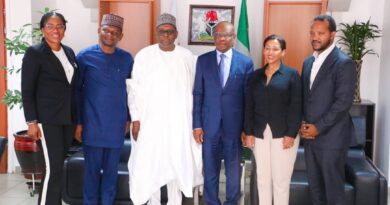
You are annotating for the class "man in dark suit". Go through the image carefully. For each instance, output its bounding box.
[300,15,356,205]
[193,21,254,205]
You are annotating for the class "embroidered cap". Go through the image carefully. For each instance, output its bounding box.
[101,13,124,30]
[156,13,176,28]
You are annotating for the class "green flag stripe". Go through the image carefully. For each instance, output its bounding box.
[237,0,250,50]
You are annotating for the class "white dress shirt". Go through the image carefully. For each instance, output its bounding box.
[310,43,335,89]
[52,47,74,83]
[216,48,232,87]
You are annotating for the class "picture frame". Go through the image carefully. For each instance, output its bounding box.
[188,5,235,45]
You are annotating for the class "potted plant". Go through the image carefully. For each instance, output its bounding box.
[338,19,381,103]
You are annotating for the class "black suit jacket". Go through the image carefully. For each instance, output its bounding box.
[244,64,302,138]
[302,47,356,149]
[21,41,77,125]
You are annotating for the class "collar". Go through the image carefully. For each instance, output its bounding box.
[51,47,64,54]
[259,63,286,76]
[312,43,335,60]
[41,39,67,57]
[216,48,233,59]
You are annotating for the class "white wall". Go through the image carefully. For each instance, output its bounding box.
[377,0,390,177]
[30,0,98,53]
[31,0,56,30]
[5,0,32,173]
[55,0,98,53]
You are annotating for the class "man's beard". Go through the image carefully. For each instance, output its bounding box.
[101,41,117,48]
[312,38,332,52]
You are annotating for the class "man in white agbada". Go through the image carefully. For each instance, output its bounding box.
[126,13,202,205]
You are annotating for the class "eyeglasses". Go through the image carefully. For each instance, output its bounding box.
[264,46,282,52]
[45,24,66,31]
[100,28,121,37]
[157,29,176,36]
[213,32,234,39]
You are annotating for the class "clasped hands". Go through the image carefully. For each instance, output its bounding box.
[299,122,319,140]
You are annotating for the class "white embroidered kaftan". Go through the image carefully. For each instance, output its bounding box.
[127,44,202,205]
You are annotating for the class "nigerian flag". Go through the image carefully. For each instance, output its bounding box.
[235,0,250,56]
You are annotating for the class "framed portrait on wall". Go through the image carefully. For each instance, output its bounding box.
[188,5,235,45]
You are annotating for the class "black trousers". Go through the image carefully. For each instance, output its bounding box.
[304,144,347,205]
[37,124,75,205]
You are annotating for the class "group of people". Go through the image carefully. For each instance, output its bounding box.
[21,10,356,205]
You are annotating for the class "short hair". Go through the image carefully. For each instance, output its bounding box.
[39,11,67,30]
[263,34,286,50]
[313,15,336,32]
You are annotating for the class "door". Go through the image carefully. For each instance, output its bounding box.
[263,0,327,73]
[0,0,8,173]
[99,0,160,56]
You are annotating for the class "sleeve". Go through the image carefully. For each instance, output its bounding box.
[127,53,145,122]
[126,54,134,122]
[127,54,134,79]
[286,70,302,138]
[74,53,87,124]
[190,54,198,90]
[192,57,204,129]
[314,59,356,134]
[21,47,41,122]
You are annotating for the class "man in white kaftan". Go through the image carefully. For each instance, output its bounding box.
[126,13,202,205]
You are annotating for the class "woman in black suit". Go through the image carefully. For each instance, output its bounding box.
[244,34,302,205]
[21,12,77,205]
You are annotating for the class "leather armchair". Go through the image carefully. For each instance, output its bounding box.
[62,140,132,205]
[0,136,7,161]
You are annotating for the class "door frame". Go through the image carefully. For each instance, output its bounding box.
[0,0,9,173]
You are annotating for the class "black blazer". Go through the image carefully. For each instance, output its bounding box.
[302,47,356,149]
[21,40,77,125]
[244,64,302,139]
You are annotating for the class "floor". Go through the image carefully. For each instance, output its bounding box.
[0,168,388,205]
[0,173,40,205]
[0,163,251,205]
